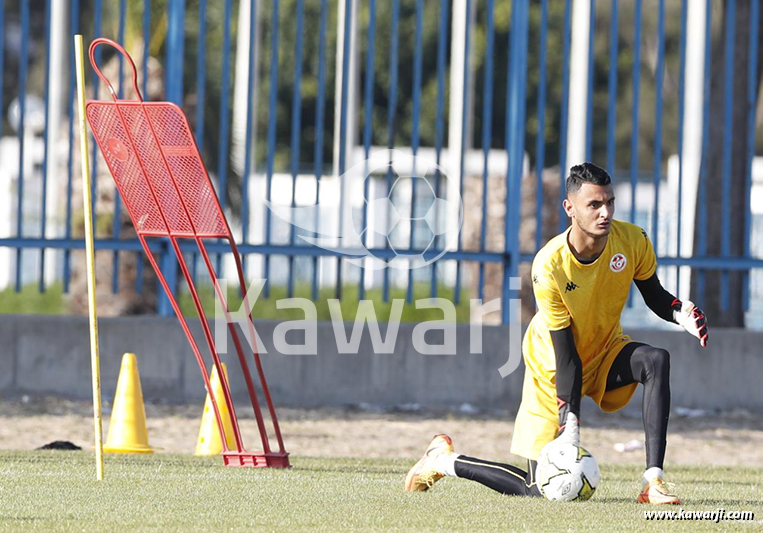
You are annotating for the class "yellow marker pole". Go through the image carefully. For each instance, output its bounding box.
[74,34,104,481]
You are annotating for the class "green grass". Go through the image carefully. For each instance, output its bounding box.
[1,452,761,532]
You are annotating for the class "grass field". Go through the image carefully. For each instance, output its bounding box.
[1,451,761,532]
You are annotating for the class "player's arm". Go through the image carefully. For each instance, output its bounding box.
[634,273,709,347]
[531,259,581,442]
[550,326,582,444]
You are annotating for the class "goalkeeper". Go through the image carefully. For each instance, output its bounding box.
[404,163,708,505]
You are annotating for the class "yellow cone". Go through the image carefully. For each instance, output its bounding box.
[195,363,237,455]
[104,353,154,454]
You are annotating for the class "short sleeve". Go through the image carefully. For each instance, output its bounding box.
[532,259,571,331]
[634,227,657,281]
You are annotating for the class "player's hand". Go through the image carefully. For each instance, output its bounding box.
[672,299,709,347]
[556,412,580,446]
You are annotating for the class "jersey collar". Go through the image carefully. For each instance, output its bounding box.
[564,225,611,267]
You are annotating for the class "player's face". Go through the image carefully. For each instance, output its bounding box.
[564,183,615,238]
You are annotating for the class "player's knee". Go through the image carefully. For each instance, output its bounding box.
[646,347,670,378]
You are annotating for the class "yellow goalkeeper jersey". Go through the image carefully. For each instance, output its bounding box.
[523,219,657,387]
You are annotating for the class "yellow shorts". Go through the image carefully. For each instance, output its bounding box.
[510,339,639,460]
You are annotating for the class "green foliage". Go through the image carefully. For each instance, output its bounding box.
[1,451,762,531]
[178,282,471,322]
[0,282,65,315]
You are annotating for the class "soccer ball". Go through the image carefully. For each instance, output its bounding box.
[536,440,600,502]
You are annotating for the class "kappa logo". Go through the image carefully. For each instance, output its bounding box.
[565,281,578,293]
[610,253,627,273]
[532,275,539,285]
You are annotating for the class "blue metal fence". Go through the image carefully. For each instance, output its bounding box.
[0,0,762,325]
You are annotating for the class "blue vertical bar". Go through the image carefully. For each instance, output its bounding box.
[629,0,642,225]
[534,0,548,252]
[143,0,150,98]
[38,0,52,293]
[136,0,150,295]
[359,0,377,302]
[189,0,207,288]
[453,0,471,306]
[675,0,687,298]
[478,0,495,302]
[215,0,232,276]
[406,0,423,304]
[651,0,665,253]
[719,0,736,312]
[263,0,280,298]
[696,0,713,308]
[336,0,354,300]
[430,0,450,299]
[111,0,127,294]
[15,0,30,292]
[558,0,572,232]
[64,0,80,294]
[288,0,305,299]
[195,0,207,151]
[241,0,255,281]
[311,0,329,302]
[605,0,618,176]
[166,0,186,104]
[382,0,400,302]
[91,0,102,220]
[503,0,529,324]
[585,0,595,162]
[157,0,184,315]
[742,0,760,312]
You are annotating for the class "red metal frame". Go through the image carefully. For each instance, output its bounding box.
[84,38,288,468]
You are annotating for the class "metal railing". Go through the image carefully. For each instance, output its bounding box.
[0,0,761,325]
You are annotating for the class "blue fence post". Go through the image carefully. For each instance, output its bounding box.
[479,0,496,302]
[429,0,450,300]
[558,0,572,233]
[359,0,377,302]
[311,0,329,303]
[676,0,687,298]
[629,0,642,225]
[335,0,354,301]
[382,0,400,303]
[157,0,187,316]
[241,0,256,284]
[503,0,529,325]
[15,0,30,293]
[696,0,714,309]
[287,0,305,299]
[39,0,53,293]
[215,0,233,277]
[719,0,737,312]
[534,0,549,252]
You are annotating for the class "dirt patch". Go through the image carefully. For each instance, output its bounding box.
[1,396,761,467]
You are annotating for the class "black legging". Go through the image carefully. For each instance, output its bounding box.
[454,457,541,497]
[453,343,671,496]
[605,342,671,470]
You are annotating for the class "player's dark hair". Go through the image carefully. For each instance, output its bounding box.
[566,162,612,196]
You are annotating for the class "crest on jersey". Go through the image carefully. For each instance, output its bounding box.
[609,253,627,273]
